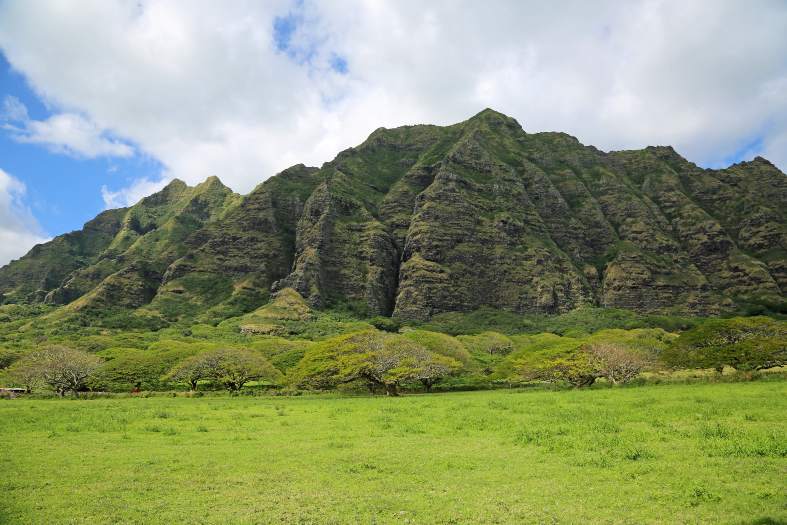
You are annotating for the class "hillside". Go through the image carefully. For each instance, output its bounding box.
[1,109,785,323]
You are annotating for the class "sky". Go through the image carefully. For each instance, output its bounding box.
[0,0,785,266]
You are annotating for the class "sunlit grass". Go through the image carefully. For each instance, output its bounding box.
[1,381,785,524]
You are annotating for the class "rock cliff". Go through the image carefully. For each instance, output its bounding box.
[1,109,784,321]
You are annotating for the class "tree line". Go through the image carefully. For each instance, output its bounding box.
[2,316,784,396]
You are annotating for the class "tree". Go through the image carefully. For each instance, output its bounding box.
[415,355,461,392]
[12,346,103,396]
[7,357,43,393]
[166,348,281,392]
[336,332,411,396]
[342,334,461,395]
[163,354,212,390]
[517,351,599,387]
[662,317,786,373]
[291,330,461,395]
[584,343,651,385]
[212,349,281,392]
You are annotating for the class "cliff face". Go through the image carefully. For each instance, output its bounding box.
[1,109,785,321]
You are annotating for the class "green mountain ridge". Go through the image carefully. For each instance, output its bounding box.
[2,109,785,323]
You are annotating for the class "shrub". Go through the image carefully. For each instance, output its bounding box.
[0,348,21,369]
[662,317,786,373]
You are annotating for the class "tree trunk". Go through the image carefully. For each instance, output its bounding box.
[421,379,433,393]
[385,383,399,396]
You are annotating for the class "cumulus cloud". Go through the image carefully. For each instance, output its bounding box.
[0,168,49,266]
[101,177,168,209]
[0,0,785,203]
[2,96,133,159]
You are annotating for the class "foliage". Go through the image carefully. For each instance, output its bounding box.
[503,328,671,387]
[290,330,461,395]
[517,349,599,387]
[164,348,281,392]
[209,348,282,391]
[662,316,787,372]
[418,307,533,335]
[416,306,699,336]
[6,356,43,393]
[369,316,402,333]
[0,299,781,395]
[163,354,214,390]
[584,342,654,385]
[9,346,102,395]
[457,331,514,356]
[401,329,472,365]
[0,348,22,369]
[91,341,209,391]
[246,337,314,372]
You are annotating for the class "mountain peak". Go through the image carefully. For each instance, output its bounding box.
[195,175,228,191]
[750,155,776,168]
[464,108,523,132]
[473,107,507,118]
[165,178,189,190]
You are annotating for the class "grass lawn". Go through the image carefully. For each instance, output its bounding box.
[1,381,785,524]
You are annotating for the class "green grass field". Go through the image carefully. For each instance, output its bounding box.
[1,382,785,524]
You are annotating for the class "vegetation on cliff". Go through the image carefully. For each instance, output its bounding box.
[1,109,784,324]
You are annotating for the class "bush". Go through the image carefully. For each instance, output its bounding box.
[662,317,786,372]
[0,348,22,369]
[370,316,401,333]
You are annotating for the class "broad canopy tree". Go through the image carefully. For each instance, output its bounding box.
[7,356,43,393]
[164,348,281,392]
[517,350,598,388]
[515,342,652,387]
[291,330,462,395]
[9,346,103,396]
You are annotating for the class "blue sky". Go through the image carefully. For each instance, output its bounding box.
[0,0,785,266]
[0,52,163,237]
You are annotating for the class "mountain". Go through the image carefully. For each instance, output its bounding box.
[1,109,785,322]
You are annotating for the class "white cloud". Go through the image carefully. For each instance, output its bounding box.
[0,168,49,266]
[2,95,28,121]
[101,177,169,209]
[0,0,785,205]
[2,96,134,159]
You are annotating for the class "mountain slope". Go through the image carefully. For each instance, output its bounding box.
[1,109,784,321]
[2,177,239,313]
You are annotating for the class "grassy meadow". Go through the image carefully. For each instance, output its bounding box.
[1,381,786,524]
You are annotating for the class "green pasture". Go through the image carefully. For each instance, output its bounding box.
[1,381,785,524]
